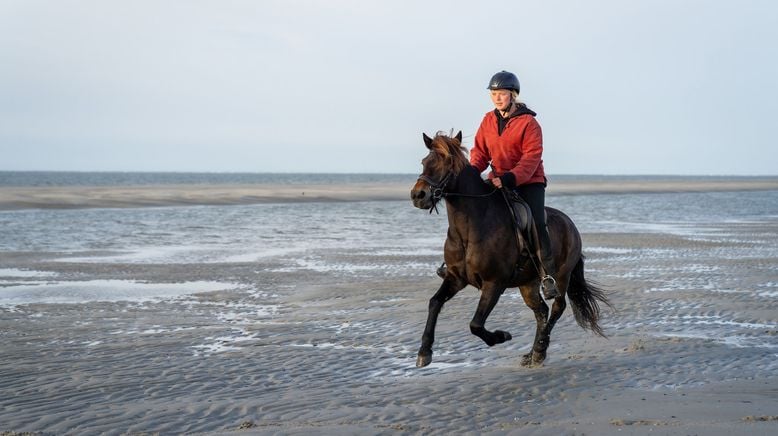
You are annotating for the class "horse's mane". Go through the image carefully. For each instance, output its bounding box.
[430,131,469,175]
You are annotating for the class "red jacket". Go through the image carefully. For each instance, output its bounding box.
[470,107,546,186]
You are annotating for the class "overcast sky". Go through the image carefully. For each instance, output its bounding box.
[1,0,776,174]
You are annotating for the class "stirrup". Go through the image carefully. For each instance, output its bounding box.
[436,262,447,279]
[540,275,559,300]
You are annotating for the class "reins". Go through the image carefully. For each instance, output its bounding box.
[416,135,555,301]
[416,171,499,215]
[417,166,545,282]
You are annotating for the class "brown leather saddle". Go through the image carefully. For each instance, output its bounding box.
[504,189,534,245]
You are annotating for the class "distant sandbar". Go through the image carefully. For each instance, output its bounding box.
[0,177,776,210]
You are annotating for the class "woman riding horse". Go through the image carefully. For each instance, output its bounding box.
[411,132,609,368]
[438,70,558,299]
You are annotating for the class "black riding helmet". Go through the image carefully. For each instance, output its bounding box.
[487,70,520,93]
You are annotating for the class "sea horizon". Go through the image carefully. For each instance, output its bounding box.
[1,170,777,188]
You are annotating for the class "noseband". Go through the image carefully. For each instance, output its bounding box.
[416,171,453,214]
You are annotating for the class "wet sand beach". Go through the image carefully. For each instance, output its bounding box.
[1,179,777,435]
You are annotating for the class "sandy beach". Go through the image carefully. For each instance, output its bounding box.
[1,180,777,435]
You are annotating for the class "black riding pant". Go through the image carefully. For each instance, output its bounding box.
[514,183,552,255]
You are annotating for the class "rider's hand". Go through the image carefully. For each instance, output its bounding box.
[490,177,503,189]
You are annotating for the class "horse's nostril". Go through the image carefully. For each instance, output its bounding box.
[414,190,426,200]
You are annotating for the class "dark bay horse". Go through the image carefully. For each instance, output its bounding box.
[410,131,609,368]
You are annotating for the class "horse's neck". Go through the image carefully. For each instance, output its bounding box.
[451,165,492,196]
[445,166,504,232]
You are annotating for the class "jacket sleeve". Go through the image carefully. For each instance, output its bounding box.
[509,118,543,185]
[469,118,491,172]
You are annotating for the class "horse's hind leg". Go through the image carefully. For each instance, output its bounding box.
[469,283,512,347]
[519,273,571,366]
[416,279,464,367]
[544,273,570,335]
[519,282,550,367]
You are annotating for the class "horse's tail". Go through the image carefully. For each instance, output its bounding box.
[567,256,610,337]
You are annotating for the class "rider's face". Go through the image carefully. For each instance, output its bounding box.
[490,89,513,112]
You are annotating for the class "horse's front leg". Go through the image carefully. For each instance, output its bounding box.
[469,283,512,347]
[417,279,463,367]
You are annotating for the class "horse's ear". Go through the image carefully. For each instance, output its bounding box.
[455,131,463,144]
[423,133,433,149]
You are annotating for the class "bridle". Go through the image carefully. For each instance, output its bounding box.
[416,171,453,214]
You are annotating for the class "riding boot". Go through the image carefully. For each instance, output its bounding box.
[539,225,559,300]
[436,262,447,279]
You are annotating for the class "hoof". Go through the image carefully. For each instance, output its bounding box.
[520,351,546,368]
[495,330,513,344]
[416,352,432,368]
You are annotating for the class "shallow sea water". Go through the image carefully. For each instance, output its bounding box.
[2,190,777,348]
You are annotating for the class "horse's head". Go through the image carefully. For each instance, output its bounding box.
[411,130,468,210]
